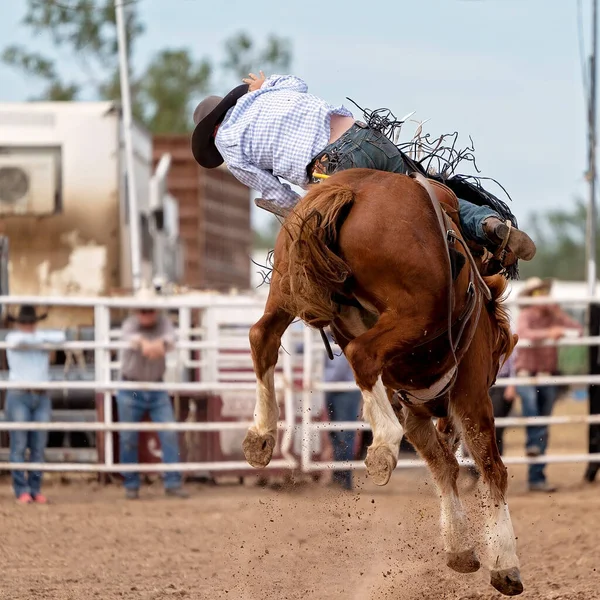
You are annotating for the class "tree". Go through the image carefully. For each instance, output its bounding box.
[253,215,282,249]
[2,0,291,133]
[519,199,590,281]
[222,32,292,81]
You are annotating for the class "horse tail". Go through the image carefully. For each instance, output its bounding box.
[484,274,517,364]
[280,182,356,326]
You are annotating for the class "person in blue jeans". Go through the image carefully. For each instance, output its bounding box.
[118,290,188,499]
[516,385,559,490]
[515,277,583,492]
[5,305,65,504]
[324,332,361,491]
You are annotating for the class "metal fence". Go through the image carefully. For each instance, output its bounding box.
[0,292,599,474]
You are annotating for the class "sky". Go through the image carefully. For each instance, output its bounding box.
[0,0,593,232]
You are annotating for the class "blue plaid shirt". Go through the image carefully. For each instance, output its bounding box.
[215,75,353,209]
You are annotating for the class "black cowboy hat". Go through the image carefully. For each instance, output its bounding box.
[7,305,48,325]
[191,84,249,169]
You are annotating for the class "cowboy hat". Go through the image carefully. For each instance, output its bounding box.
[7,305,47,324]
[191,84,249,169]
[519,276,553,297]
[131,285,160,309]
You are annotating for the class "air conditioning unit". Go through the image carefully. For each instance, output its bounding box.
[0,153,57,216]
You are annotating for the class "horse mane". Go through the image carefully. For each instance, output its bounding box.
[484,274,517,365]
[279,182,356,325]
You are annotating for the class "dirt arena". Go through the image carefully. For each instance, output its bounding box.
[1,398,598,600]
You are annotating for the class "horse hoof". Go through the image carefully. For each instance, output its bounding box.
[242,430,275,468]
[490,567,524,596]
[365,446,396,486]
[446,549,481,573]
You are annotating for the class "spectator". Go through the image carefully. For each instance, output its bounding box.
[5,305,65,504]
[117,289,188,500]
[324,333,361,491]
[515,277,583,492]
[490,353,517,456]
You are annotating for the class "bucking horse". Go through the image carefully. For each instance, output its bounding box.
[242,167,524,596]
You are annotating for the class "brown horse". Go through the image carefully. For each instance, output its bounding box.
[243,168,523,596]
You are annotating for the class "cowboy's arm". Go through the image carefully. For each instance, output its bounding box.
[38,330,67,344]
[158,315,176,351]
[553,307,583,332]
[121,317,143,349]
[229,162,300,209]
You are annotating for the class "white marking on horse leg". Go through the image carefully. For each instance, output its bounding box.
[362,376,403,451]
[440,490,471,554]
[253,366,278,437]
[481,487,520,571]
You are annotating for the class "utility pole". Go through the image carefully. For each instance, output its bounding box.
[115,0,142,292]
[586,0,598,299]
[586,0,600,483]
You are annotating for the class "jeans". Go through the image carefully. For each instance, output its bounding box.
[318,124,497,245]
[116,390,182,490]
[325,390,361,490]
[5,390,51,498]
[516,385,558,484]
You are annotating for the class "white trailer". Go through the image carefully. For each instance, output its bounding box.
[0,101,166,327]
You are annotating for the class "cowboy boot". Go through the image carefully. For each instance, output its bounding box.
[254,197,291,219]
[482,217,536,261]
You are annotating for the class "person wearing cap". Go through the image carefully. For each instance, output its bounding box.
[515,277,583,492]
[190,72,536,264]
[117,288,188,500]
[5,305,66,504]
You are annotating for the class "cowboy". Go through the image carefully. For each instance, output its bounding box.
[515,277,583,492]
[4,305,65,504]
[191,72,536,262]
[117,287,188,500]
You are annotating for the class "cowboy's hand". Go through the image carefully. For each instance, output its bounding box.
[140,339,161,359]
[146,339,166,360]
[504,385,516,401]
[243,71,266,91]
[548,326,566,340]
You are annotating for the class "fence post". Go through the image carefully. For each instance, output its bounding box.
[301,326,313,472]
[585,302,600,481]
[94,304,113,471]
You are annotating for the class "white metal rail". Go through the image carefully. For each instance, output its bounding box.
[0,293,599,474]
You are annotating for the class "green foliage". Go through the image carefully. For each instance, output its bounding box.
[2,1,291,134]
[223,32,292,80]
[253,216,282,249]
[519,198,590,281]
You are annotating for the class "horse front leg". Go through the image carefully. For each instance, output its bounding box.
[243,294,294,469]
[343,312,405,486]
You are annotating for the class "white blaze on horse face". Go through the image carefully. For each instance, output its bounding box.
[361,376,404,451]
[440,491,471,554]
[482,490,520,571]
[254,366,278,436]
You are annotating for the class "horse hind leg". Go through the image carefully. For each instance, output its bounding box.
[343,312,405,486]
[453,395,523,596]
[403,409,480,574]
[243,296,294,469]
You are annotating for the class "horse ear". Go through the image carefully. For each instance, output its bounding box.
[512,333,519,346]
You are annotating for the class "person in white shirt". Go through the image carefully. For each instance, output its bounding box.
[5,305,65,504]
